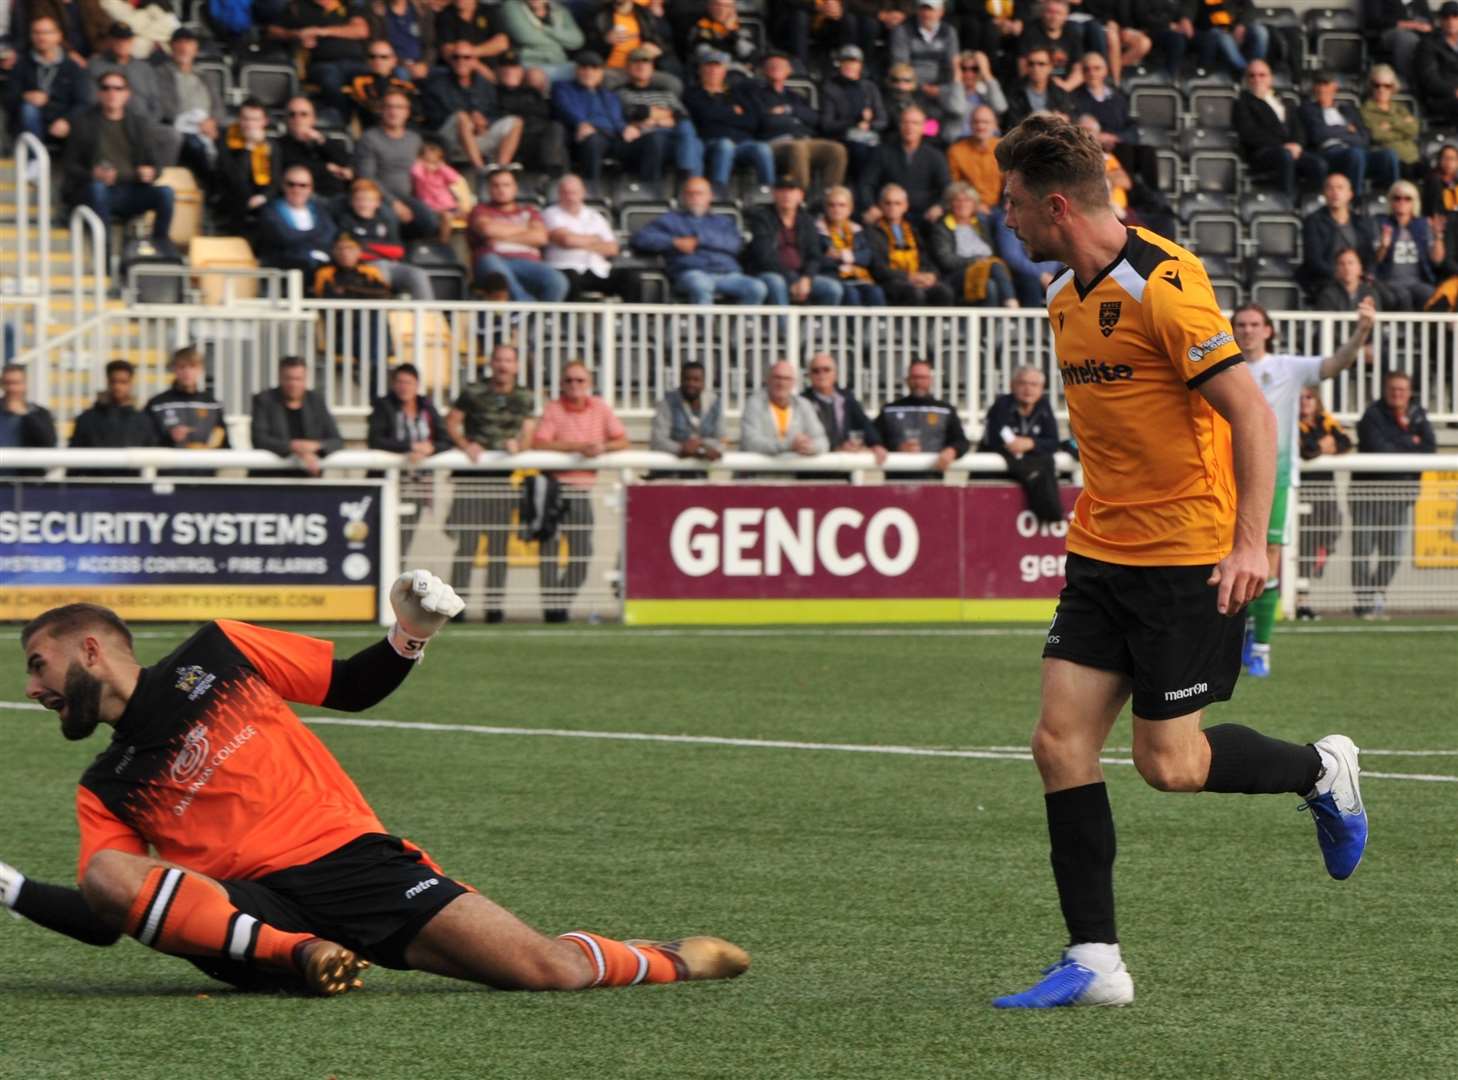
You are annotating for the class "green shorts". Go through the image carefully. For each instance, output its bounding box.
[1267,483,1293,546]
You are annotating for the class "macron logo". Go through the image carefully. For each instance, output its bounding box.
[404,877,440,900]
[1164,682,1209,702]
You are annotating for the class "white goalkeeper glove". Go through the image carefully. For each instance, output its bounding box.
[0,860,25,917]
[388,569,465,659]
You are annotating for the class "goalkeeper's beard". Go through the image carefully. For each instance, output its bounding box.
[59,662,104,741]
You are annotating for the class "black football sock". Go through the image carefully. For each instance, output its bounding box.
[1046,782,1117,946]
[12,879,122,946]
[1203,724,1322,795]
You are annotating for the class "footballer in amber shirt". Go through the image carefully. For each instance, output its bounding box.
[1045,226,1243,566]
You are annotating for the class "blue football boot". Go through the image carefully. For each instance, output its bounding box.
[1302,735,1368,881]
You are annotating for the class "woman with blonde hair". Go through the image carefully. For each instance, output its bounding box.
[926,180,1017,307]
[1361,64,1420,181]
[1374,178,1443,310]
[815,185,885,307]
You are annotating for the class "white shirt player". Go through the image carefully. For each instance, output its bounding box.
[1247,353,1324,488]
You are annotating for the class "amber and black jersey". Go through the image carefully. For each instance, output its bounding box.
[1045,226,1244,566]
[75,621,386,884]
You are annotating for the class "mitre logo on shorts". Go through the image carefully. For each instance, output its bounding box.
[1098,301,1122,337]
[404,877,440,900]
[174,665,216,702]
[170,723,211,783]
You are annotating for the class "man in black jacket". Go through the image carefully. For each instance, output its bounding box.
[1003,48,1074,130]
[0,363,58,477]
[868,105,950,223]
[1299,172,1379,297]
[1350,369,1437,616]
[1298,71,1392,197]
[977,365,1065,523]
[5,15,91,149]
[61,72,174,248]
[803,352,886,463]
[69,360,157,476]
[737,51,847,192]
[250,355,344,478]
[876,358,970,475]
[820,45,888,202]
[276,96,355,202]
[1414,1,1458,123]
[368,363,451,555]
[1233,59,1329,199]
[746,175,845,305]
[146,345,229,453]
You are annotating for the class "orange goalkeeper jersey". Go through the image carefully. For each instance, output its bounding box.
[1045,226,1243,566]
[74,621,385,883]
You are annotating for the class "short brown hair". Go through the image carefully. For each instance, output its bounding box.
[21,604,134,652]
[171,345,202,369]
[995,113,1110,211]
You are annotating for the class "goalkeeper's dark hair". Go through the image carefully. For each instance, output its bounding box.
[21,604,134,652]
[995,113,1110,212]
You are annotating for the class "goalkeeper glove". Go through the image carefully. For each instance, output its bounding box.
[387,569,466,659]
[0,860,25,918]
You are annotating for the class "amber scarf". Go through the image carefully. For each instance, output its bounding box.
[225,124,271,187]
[878,219,921,275]
[821,220,873,282]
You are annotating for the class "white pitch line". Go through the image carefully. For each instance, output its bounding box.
[2,702,1452,781]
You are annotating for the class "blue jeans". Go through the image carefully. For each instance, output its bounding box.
[758,273,845,306]
[704,138,774,187]
[1322,145,1370,197]
[674,270,768,305]
[473,254,570,302]
[309,59,370,125]
[84,180,174,242]
[623,122,705,181]
[1196,24,1269,74]
[18,101,46,140]
[839,281,886,306]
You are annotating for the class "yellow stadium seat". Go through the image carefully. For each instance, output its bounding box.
[189,236,260,305]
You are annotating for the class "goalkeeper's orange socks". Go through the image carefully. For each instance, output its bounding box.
[559,932,683,986]
[125,867,313,972]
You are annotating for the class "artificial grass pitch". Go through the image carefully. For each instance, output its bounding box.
[1,622,1455,1079]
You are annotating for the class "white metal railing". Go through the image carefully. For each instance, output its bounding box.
[11,300,1458,429]
[69,206,107,365]
[7,136,52,398]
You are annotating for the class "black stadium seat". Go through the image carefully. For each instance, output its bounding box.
[1316,32,1367,77]
[1189,151,1243,196]
[619,203,671,238]
[1247,213,1302,259]
[1187,212,1243,259]
[239,63,298,110]
[1189,87,1237,131]
[1130,85,1183,140]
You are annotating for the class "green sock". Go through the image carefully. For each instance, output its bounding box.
[1251,580,1280,646]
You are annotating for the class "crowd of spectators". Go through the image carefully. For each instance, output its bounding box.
[14,0,1458,312]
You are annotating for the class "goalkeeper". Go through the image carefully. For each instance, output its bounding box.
[4,571,748,995]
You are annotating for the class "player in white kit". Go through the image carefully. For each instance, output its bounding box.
[1228,297,1376,675]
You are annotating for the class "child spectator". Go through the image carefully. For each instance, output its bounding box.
[411,138,475,242]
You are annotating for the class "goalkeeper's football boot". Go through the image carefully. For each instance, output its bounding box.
[992,952,1133,1009]
[623,936,750,981]
[296,938,370,996]
[1241,621,1256,669]
[1302,734,1367,880]
[1247,647,1271,678]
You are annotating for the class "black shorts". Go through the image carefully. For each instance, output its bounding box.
[217,833,471,970]
[1041,552,1245,720]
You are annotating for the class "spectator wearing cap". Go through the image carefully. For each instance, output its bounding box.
[257,164,339,276]
[356,88,441,239]
[867,105,950,224]
[684,49,774,187]
[1299,71,1395,198]
[544,173,642,300]
[890,0,960,96]
[1003,46,1074,129]
[62,71,175,250]
[1234,59,1328,201]
[868,182,954,306]
[632,175,770,304]
[153,28,224,178]
[268,0,371,125]
[779,0,874,76]
[689,0,760,75]
[746,175,845,306]
[468,167,571,300]
[5,16,91,149]
[551,51,632,182]
[592,0,678,77]
[821,45,888,202]
[424,42,524,173]
[947,104,1002,210]
[496,51,571,175]
[616,46,705,181]
[737,51,848,191]
[89,22,162,122]
[500,0,585,84]
[1416,2,1458,124]
[942,50,1008,141]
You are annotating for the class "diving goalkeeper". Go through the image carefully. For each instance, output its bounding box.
[3,571,748,994]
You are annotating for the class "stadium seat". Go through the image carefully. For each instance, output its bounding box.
[785,77,819,111]
[1178,189,1237,219]
[420,264,468,302]
[1129,85,1183,140]
[1247,212,1302,259]
[1209,276,1243,309]
[613,175,670,207]
[619,202,671,237]
[325,131,354,160]
[1250,279,1301,310]
[1255,7,1306,77]
[239,63,298,110]
[1316,32,1367,77]
[710,204,745,233]
[1304,7,1361,34]
[1189,151,1243,195]
[155,166,204,250]
[1240,189,1297,220]
[1187,212,1243,259]
[189,236,261,305]
[1394,92,1421,120]
[195,61,232,109]
[1155,148,1181,193]
[1189,87,1237,131]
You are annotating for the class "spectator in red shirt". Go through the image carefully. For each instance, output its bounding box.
[531,360,628,622]
[466,167,570,300]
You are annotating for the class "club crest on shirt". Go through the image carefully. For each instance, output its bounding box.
[174,665,216,702]
[1098,301,1122,337]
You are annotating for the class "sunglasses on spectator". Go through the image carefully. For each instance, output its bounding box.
[100,83,127,91]
[1371,81,1395,88]
[892,76,916,83]
[809,366,834,373]
[285,180,312,188]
